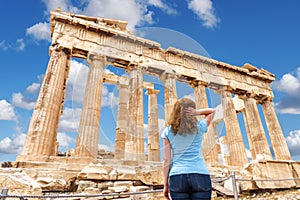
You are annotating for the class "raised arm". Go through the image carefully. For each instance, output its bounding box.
[185,107,215,126]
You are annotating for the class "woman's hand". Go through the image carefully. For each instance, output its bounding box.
[163,185,171,200]
[185,107,198,116]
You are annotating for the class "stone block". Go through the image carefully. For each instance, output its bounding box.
[136,165,163,185]
[36,177,67,191]
[77,180,97,192]
[84,187,100,194]
[114,180,133,188]
[109,169,117,180]
[108,185,128,193]
[224,177,240,194]
[130,185,150,192]
[0,171,42,196]
[116,166,137,180]
[240,160,296,190]
[77,163,112,180]
[97,181,114,190]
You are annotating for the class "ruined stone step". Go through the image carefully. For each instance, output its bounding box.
[212,183,234,197]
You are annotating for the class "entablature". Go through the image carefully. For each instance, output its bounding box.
[50,10,275,99]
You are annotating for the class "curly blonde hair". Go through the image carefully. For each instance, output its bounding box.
[166,98,198,135]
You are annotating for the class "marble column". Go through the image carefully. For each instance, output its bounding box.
[125,67,144,160]
[204,122,221,166]
[163,73,178,123]
[241,109,253,161]
[261,99,291,160]
[220,88,248,166]
[242,95,272,160]
[194,83,208,109]
[75,54,106,158]
[146,89,160,161]
[17,46,71,161]
[114,82,129,159]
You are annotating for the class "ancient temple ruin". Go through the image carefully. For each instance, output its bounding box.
[9,9,300,197]
[17,9,291,166]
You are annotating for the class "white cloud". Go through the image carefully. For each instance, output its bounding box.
[272,67,300,114]
[0,100,16,120]
[26,22,51,42]
[102,84,118,108]
[82,0,154,30]
[57,132,75,150]
[273,102,300,114]
[286,130,300,157]
[0,40,9,51]
[65,60,89,102]
[187,0,220,28]
[58,107,82,132]
[26,83,41,94]
[42,0,79,14]
[148,0,177,15]
[41,0,177,31]
[16,38,25,51]
[66,60,118,107]
[0,39,25,51]
[12,93,36,110]
[32,0,216,43]
[272,73,300,96]
[0,133,26,154]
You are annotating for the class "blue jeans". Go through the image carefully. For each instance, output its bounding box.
[169,173,212,200]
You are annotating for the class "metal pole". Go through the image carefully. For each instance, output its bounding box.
[0,188,8,200]
[231,171,238,200]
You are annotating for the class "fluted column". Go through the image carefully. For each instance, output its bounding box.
[220,88,248,166]
[75,54,106,158]
[146,89,160,161]
[114,82,129,159]
[17,46,71,161]
[162,73,178,123]
[241,109,253,161]
[242,95,272,160]
[261,99,291,160]
[194,82,208,109]
[204,122,221,166]
[125,67,144,160]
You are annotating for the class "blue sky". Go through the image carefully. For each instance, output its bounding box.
[0,0,300,162]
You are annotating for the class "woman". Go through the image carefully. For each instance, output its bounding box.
[161,98,215,200]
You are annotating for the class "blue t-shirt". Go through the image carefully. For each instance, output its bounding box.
[161,119,210,177]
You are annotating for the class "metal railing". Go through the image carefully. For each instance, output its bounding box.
[1,174,300,200]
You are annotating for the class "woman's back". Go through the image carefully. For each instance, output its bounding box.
[162,120,209,176]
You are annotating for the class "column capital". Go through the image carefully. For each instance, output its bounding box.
[216,85,232,93]
[49,44,72,57]
[87,53,106,64]
[189,80,207,88]
[117,76,129,87]
[146,88,160,95]
[125,64,143,73]
[159,71,178,81]
[256,95,273,104]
